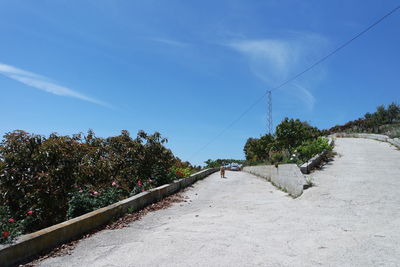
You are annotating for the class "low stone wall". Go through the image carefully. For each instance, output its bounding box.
[243,164,305,198]
[0,168,218,267]
[300,137,334,174]
[332,133,400,149]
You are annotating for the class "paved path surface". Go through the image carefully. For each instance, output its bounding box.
[39,138,400,266]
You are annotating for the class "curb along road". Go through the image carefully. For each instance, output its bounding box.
[0,168,218,267]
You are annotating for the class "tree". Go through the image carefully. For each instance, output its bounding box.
[387,102,400,123]
[243,134,274,162]
[364,112,372,120]
[376,105,388,125]
[275,118,320,153]
[331,103,400,134]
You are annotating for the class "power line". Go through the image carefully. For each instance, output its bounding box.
[270,5,400,93]
[189,5,400,161]
[188,94,266,160]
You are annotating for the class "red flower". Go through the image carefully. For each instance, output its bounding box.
[137,180,143,187]
[93,191,99,195]
[2,232,10,239]
[79,189,83,193]
[27,210,33,215]
[141,189,145,192]
[8,218,15,223]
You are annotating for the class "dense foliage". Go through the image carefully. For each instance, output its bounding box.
[243,134,275,163]
[243,118,329,166]
[204,159,245,168]
[329,103,400,138]
[295,137,332,163]
[275,118,324,153]
[0,129,192,243]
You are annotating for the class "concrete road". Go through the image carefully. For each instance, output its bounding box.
[39,138,400,266]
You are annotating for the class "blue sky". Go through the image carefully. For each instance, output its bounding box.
[0,1,399,165]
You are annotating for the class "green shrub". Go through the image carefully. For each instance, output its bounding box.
[130,178,156,196]
[170,166,191,179]
[295,137,332,163]
[243,134,275,162]
[0,130,78,232]
[0,129,178,242]
[243,118,323,166]
[0,206,30,244]
[66,185,126,219]
[275,118,321,153]
[268,150,290,166]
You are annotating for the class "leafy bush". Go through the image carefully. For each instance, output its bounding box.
[170,167,191,179]
[130,178,156,196]
[268,150,290,166]
[275,118,321,153]
[67,184,126,219]
[243,118,324,166]
[173,157,200,171]
[0,130,79,231]
[243,134,274,162]
[0,129,183,242]
[295,137,332,163]
[0,205,37,244]
[0,206,24,244]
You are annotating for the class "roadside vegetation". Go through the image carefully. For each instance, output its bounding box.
[0,129,197,244]
[2,103,396,244]
[329,102,400,138]
[204,159,245,168]
[243,102,400,168]
[243,118,332,166]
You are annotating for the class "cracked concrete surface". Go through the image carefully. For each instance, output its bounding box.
[39,138,400,266]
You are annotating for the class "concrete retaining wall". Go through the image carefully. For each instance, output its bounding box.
[332,133,400,149]
[0,168,218,267]
[243,164,305,198]
[300,137,334,174]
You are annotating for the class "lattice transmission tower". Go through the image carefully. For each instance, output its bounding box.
[267,90,272,134]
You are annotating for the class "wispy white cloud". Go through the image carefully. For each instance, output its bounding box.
[229,40,294,78]
[0,63,112,108]
[228,39,302,87]
[292,83,316,110]
[226,33,329,110]
[149,38,188,47]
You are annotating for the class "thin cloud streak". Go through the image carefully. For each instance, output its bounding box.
[293,83,316,111]
[0,63,112,108]
[149,38,188,47]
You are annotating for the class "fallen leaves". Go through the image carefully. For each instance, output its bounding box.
[20,192,185,266]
